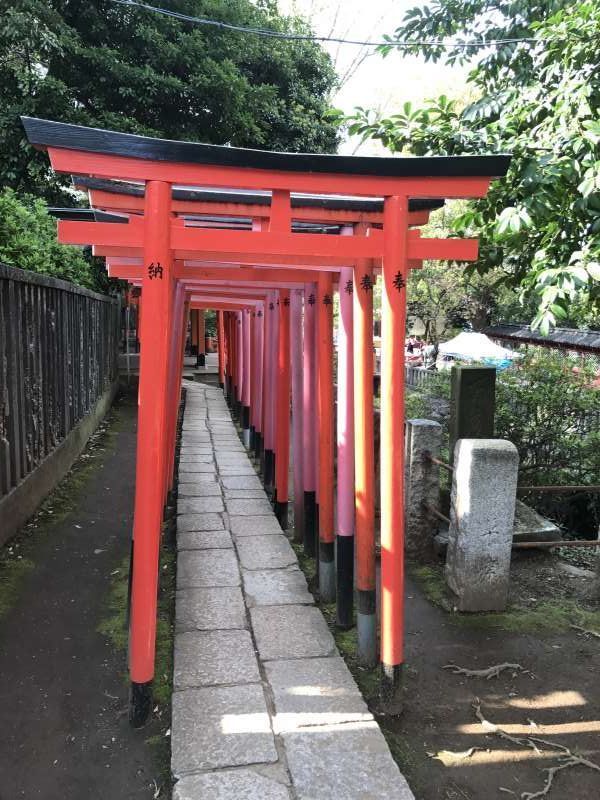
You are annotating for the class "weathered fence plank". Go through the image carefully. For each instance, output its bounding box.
[0,262,120,512]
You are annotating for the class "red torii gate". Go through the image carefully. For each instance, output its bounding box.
[24,116,510,724]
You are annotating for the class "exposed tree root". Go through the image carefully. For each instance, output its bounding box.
[443,662,532,679]
[570,624,600,640]
[472,698,600,799]
[428,746,483,766]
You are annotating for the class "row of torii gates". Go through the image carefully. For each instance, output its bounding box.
[23,116,510,724]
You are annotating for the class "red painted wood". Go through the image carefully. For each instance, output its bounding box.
[275,288,291,507]
[317,271,334,546]
[380,196,409,670]
[353,255,375,595]
[129,180,173,685]
[49,147,493,197]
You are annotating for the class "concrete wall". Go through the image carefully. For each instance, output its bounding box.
[0,380,119,547]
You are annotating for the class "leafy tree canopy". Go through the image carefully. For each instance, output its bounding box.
[344,0,600,332]
[405,204,541,342]
[0,187,106,288]
[1,0,338,203]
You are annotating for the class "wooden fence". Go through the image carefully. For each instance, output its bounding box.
[0,263,120,500]
[405,365,440,388]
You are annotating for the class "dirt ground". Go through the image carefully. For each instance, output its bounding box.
[287,420,600,800]
[386,565,600,800]
[0,387,171,800]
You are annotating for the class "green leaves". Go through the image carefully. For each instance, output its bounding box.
[338,0,600,328]
[578,163,600,198]
[1,0,339,202]
[0,188,99,289]
[495,206,534,235]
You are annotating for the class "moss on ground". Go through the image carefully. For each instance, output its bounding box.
[97,530,176,704]
[410,562,600,635]
[97,518,175,798]
[97,554,130,652]
[0,557,35,619]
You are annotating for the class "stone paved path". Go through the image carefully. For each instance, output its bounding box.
[171,381,414,800]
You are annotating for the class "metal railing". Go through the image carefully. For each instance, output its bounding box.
[0,263,120,499]
[421,452,600,549]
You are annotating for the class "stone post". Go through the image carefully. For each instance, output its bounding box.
[404,419,442,559]
[446,439,519,612]
[449,366,496,465]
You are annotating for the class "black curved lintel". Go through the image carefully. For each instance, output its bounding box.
[22,116,511,179]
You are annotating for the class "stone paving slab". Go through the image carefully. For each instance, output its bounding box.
[177,530,233,551]
[236,534,297,571]
[178,482,221,497]
[251,605,336,661]
[265,657,372,733]
[173,769,291,800]
[177,513,224,531]
[179,447,212,455]
[179,463,216,475]
[281,722,415,800]
[216,452,250,465]
[177,549,240,588]
[174,630,260,689]
[179,472,218,485]
[219,464,258,476]
[243,567,313,608]
[176,587,246,631]
[171,382,415,800]
[226,497,273,516]
[222,475,263,490]
[178,496,224,514]
[172,684,277,776]
[230,515,284,537]
[179,454,213,464]
[224,489,269,499]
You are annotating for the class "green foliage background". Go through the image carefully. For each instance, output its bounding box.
[496,351,600,532]
[0,0,339,288]
[409,352,600,533]
[0,187,107,289]
[1,0,338,204]
[344,0,600,330]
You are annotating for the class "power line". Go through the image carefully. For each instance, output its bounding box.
[109,0,539,49]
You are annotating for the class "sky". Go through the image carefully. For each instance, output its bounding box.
[279,0,467,154]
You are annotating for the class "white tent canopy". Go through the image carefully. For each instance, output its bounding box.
[439,331,522,361]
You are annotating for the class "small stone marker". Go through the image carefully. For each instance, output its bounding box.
[404,418,442,559]
[445,438,519,611]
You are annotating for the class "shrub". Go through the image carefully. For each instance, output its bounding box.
[0,188,99,289]
[495,351,600,532]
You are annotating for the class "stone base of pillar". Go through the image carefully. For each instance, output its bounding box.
[380,663,403,715]
[129,681,152,728]
[303,491,317,558]
[242,406,250,430]
[274,500,288,530]
[196,352,205,367]
[357,589,377,668]
[263,449,275,491]
[336,534,354,629]
[319,541,335,603]
[254,431,263,461]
